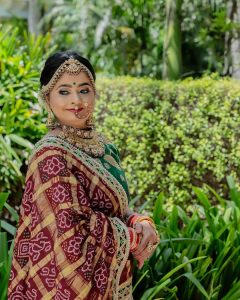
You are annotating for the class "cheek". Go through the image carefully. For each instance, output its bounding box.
[89,98,95,108]
[50,95,66,110]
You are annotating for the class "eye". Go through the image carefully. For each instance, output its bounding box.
[59,90,70,95]
[80,88,90,94]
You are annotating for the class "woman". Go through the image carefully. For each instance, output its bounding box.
[8,51,159,300]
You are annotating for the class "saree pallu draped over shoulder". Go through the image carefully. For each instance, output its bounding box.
[8,136,134,300]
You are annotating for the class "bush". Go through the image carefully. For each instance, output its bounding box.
[0,25,55,197]
[0,192,18,300]
[131,176,240,300]
[96,75,240,208]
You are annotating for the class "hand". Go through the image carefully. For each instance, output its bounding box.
[132,221,159,269]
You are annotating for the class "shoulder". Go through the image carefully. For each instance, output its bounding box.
[27,136,69,166]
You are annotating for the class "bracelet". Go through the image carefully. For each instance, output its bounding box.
[127,214,155,227]
[127,213,160,245]
[128,227,141,252]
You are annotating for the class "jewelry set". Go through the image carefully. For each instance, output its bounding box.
[39,56,105,157]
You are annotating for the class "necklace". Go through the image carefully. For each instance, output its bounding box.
[48,124,107,157]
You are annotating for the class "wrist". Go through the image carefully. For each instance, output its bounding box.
[128,227,141,252]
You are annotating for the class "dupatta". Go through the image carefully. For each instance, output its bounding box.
[8,135,133,300]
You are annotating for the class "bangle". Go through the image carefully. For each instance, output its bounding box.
[126,213,140,227]
[127,214,155,227]
[127,214,160,245]
[128,227,141,252]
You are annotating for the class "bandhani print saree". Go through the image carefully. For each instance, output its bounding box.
[8,135,134,300]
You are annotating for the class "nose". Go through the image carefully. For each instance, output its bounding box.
[72,92,82,104]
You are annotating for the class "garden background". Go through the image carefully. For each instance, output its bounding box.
[0,0,240,299]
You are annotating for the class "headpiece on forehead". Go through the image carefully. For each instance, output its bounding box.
[39,56,96,102]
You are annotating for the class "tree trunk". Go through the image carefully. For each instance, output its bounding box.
[28,0,41,35]
[162,0,183,80]
[224,0,240,79]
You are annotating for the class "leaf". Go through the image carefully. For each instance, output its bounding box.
[160,256,207,283]
[0,232,8,264]
[140,278,172,300]
[183,272,209,299]
[4,202,19,222]
[153,192,164,226]
[133,270,149,293]
[227,176,240,207]
[0,193,9,211]
[1,220,16,236]
[193,186,211,210]
[8,134,34,149]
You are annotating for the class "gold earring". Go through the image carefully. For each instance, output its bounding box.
[86,114,95,129]
[46,104,58,129]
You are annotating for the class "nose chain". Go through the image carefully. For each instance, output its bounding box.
[72,101,92,119]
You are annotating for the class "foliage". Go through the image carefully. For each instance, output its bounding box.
[0,192,18,300]
[0,24,55,195]
[96,75,240,208]
[131,176,240,300]
[39,0,166,78]
[39,0,232,78]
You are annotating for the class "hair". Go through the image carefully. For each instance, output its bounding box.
[40,50,96,87]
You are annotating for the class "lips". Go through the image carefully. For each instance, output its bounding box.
[67,108,84,112]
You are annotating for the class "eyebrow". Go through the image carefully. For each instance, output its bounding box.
[57,82,91,89]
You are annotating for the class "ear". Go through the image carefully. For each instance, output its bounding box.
[45,94,51,107]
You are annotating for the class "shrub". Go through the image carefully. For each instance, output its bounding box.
[0,25,55,196]
[0,192,18,300]
[131,176,240,300]
[96,75,240,208]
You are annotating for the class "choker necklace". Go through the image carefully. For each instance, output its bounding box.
[56,124,106,157]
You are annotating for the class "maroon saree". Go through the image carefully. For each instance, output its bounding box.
[8,135,133,300]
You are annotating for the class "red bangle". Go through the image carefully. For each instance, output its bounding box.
[128,227,141,252]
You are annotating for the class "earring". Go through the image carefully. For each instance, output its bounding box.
[86,114,95,129]
[46,104,58,129]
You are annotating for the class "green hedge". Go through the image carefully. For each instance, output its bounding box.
[96,75,240,208]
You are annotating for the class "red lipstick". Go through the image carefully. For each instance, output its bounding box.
[67,108,84,112]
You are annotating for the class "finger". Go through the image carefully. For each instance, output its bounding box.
[138,262,144,269]
[134,236,149,256]
[134,222,143,234]
[133,249,150,262]
[137,258,145,269]
[135,251,150,261]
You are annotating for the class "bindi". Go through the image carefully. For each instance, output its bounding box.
[72,82,76,85]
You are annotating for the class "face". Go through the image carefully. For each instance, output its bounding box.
[46,72,95,129]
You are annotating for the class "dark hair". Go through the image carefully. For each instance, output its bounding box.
[40,50,96,87]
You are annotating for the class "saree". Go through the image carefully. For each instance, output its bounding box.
[8,135,133,300]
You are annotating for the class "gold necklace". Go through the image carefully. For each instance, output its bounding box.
[57,124,106,157]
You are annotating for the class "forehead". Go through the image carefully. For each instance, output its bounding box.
[56,72,91,85]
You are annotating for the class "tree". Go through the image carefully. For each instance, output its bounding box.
[224,0,240,79]
[162,0,183,80]
[28,0,41,35]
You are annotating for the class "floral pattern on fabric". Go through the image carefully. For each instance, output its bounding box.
[8,139,133,300]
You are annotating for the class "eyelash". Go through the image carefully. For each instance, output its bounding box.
[59,89,90,95]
